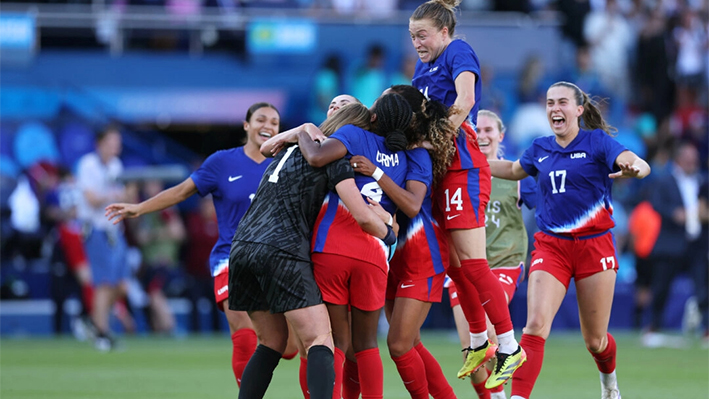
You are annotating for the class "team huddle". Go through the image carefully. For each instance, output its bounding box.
[105,0,652,398]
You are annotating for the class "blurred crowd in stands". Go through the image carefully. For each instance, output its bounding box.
[0,0,707,343]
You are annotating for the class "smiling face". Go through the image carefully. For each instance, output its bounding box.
[476,114,504,160]
[244,106,280,147]
[327,94,358,118]
[546,85,583,140]
[409,18,450,64]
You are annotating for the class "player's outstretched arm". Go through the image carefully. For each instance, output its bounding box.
[105,178,198,224]
[297,131,347,168]
[335,178,389,239]
[449,71,477,130]
[489,159,528,181]
[610,150,651,179]
[261,123,327,157]
[350,155,426,218]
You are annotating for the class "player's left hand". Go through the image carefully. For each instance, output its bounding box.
[609,162,640,179]
[350,155,375,176]
[367,197,399,235]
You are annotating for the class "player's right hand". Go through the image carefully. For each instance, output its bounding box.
[105,203,140,224]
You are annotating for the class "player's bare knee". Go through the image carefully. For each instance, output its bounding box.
[303,331,333,351]
[523,317,551,338]
[585,335,607,353]
[387,336,411,358]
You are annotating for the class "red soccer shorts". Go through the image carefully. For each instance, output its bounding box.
[434,168,491,230]
[490,263,524,302]
[385,271,445,303]
[213,268,229,309]
[313,252,387,311]
[529,231,618,289]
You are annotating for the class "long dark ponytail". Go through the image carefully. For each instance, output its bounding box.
[372,93,412,152]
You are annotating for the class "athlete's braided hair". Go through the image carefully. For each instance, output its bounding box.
[388,85,455,185]
[411,0,461,37]
[372,93,411,152]
[550,81,617,136]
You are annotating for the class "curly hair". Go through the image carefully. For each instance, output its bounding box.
[388,85,456,185]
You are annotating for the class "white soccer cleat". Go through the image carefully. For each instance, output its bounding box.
[601,388,621,399]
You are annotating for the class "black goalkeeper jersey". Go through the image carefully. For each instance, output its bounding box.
[232,145,353,262]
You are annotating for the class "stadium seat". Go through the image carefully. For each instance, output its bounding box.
[13,122,60,169]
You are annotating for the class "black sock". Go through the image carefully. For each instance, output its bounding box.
[306,345,335,399]
[238,344,282,399]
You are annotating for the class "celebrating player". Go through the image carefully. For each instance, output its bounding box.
[447,109,537,399]
[349,85,458,399]
[409,0,524,386]
[229,105,396,399]
[288,93,412,399]
[105,102,297,387]
[489,81,651,399]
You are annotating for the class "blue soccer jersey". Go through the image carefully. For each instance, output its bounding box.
[311,124,407,267]
[519,129,627,236]
[412,39,482,126]
[190,147,271,276]
[390,147,448,280]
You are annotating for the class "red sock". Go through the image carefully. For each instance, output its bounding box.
[446,266,487,334]
[355,348,384,399]
[472,379,491,399]
[81,285,94,314]
[590,333,617,374]
[283,349,299,360]
[511,334,545,399]
[342,358,360,399]
[414,342,456,399]
[391,348,428,399]
[231,328,257,387]
[333,347,346,399]
[460,259,513,334]
[299,356,310,399]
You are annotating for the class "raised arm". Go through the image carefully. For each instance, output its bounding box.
[610,150,651,179]
[105,177,198,224]
[489,159,529,181]
[261,123,326,157]
[350,155,426,218]
[450,71,477,129]
[297,131,348,168]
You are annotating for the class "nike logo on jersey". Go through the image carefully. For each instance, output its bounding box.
[228,175,243,182]
[537,156,549,163]
[447,214,461,220]
[401,283,415,289]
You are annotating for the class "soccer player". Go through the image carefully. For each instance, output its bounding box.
[105,103,297,387]
[292,93,412,399]
[447,110,537,399]
[489,81,651,399]
[229,107,397,399]
[349,85,458,399]
[409,0,524,386]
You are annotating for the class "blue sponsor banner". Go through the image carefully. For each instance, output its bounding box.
[247,18,317,54]
[0,13,36,65]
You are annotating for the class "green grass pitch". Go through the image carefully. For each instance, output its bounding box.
[2,332,707,398]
